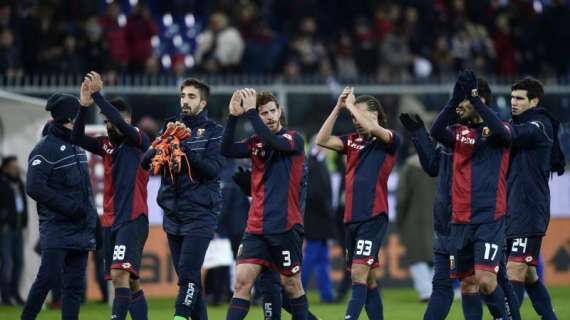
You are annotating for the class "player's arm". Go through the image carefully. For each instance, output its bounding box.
[399,113,439,176]
[221,91,250,158]
[71,81,105,155]
[510,116,553,149]
[244,109,303,153]
[26,149,84,220]
[315,87,351,151]
[181,126,224,180]
[344,91,392,144]
[140,147,156,171]
[239,88,302,154]
[85,71,147,149]
[413,129,440,177]
[461,70,511,147]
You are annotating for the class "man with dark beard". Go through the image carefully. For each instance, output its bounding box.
[142,78,224,320]
[71,71,150,320]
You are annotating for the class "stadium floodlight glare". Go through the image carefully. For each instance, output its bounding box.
[185,14,195,27]
[129,0,138,6]
[163,14,173,27]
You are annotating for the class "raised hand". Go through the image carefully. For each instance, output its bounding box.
[399,113,425,132]
[85,71,103,93]
[240,88,257,112]
[335,86,352,109]
[228,90,244,116]
[345,87,356,107]
[459,70,478,98]
[79,80,93,107]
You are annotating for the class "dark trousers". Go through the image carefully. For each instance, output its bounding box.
[21,248,88,320]
[301,240,334,302]
[167,234,211,320]
[0,229,24,302]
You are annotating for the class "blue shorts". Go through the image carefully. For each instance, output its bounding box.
[237,224,304,276]
[345,214,388,270]
[104,215,149,279]
[448,217,505,279]
[507,236,542,266]
[433,231,450,254]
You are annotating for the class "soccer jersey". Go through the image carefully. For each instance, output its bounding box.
[94,131,150,230]
[450,124,511,224]
[340,131,400,223]
[246,129,306,234]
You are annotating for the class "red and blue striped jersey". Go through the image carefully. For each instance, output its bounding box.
[450,124,511,224]
[94,129,150,230]
[340,131,400,223]
[246,130,306,234]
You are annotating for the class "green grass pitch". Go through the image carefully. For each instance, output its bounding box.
[2,287,568,319]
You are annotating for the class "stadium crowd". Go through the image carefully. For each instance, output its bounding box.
[1,0,570,82]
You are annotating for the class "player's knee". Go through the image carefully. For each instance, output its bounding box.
[351,264,369,284]
[281,276,304,298]
[234,275,254,295]
[476,272,497,295]
[524,266,539,284]
[111,269,131,288]
[507,261,528,282]
[460,276,479,294]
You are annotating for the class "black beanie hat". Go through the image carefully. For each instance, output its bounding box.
[45,93,80,123]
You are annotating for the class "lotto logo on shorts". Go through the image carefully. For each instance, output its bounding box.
[494,266,500,273]
[525,256,533,263]
[291,266,300,274]
[122,262,131,269]
[367,258,374,265]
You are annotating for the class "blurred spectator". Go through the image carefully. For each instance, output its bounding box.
[539,0,570,77]
[380,26,413,81]
[334,32,358,79]
[301,140,335,303]
[0,28,21,77]
[125,3,158,74]
[352,17,379,76]
[430,34,454,77]
[58,35,83,74]
[195,11,244,73]
[241,20,287,74]
[493,15,517,77]
[0,155,27,306]
[99,1,128,71]
[136,116,161,141]
[396,152,436,302]
[80,16,108,73]
[286,16,327,75]
[450,27,471,72]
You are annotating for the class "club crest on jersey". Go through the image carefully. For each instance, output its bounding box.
[482,126,491,138]
[449,255,456,270]
[196,128,205,137]
[282,133,293,141]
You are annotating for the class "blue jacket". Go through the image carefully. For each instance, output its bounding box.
[506,107,562,238]
[145,112,223,238]
[26,123,97,251]
[411,127,453,253]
